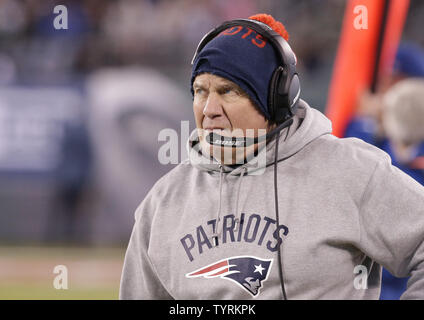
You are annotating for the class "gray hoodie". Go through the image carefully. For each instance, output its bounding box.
[120,100,424,299]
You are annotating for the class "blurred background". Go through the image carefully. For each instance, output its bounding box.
[0,0,422,299]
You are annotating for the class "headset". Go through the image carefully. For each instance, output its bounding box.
[191,18,301,124]
[192,19,299,300]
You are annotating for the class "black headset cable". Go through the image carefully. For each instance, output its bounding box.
[273,121,291,300]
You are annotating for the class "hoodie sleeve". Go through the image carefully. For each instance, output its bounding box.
[358,153,424,299]
[119,197,173,300]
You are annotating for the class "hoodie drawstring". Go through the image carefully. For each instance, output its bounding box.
[212,165,247,247]
[211,165,224,246]
[234,167,247,232]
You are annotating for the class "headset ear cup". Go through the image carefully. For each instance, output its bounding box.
[269,66,292,123]
[269,67,286,121]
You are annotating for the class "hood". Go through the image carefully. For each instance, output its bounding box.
[186,99,332,245]
[187,99,332,176]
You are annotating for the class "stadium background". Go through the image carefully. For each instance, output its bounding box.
[0,0,422,299]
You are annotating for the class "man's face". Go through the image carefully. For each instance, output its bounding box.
[192,73,271,164]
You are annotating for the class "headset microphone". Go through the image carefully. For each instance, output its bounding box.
[205,118,294,148]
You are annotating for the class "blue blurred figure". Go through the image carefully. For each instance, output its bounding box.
[46,118,92,244]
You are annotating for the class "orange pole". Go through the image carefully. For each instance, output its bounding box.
[378,0,410,81]
[325,0,409,138]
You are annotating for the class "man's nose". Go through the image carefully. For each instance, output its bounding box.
[203,93,224,118]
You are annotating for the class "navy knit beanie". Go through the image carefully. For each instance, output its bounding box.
[191,20,283,120]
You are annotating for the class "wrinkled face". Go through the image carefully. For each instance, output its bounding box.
[192,73,271,164]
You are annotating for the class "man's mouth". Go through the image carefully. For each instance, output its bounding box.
[203,127,232,136]
[203,127,225,131]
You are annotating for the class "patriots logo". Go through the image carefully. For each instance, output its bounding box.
[186,256,273,297]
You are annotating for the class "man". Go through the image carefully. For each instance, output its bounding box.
[381,78,424,185]
[120,14,424,299]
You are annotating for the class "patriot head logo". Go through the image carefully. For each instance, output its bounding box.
[186,256,273,297]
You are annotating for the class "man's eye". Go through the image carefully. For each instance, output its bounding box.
[222,88,237,95]
[194,88,204,95]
